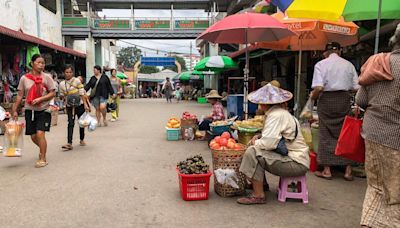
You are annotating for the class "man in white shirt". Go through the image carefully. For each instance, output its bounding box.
[310,42,359,181]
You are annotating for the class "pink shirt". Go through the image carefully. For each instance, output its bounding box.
[211,102,225,121]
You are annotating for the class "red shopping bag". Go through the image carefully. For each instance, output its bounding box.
[335,114,365,163]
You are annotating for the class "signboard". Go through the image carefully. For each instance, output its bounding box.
[175,20,209,29]
[319,22,356,35]
[141,57,176,67]
[135,20,170,29]
[93,19,130,29]
[62,17,88,27]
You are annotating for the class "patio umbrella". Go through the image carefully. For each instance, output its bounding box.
[269,0,400,53]
[175,71,204,81]
[194,55,238,72]
[197,13,296,118]
[258,12,359,115]
[116,71,128,79]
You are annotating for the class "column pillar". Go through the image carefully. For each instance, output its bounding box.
[85,37,95,81]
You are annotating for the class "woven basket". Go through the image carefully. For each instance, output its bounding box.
[238,131,258,145]
[211,147,247,197]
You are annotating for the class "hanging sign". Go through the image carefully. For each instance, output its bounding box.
[135,20,170,29]
[93,19,130,29]
[175,20,209,29]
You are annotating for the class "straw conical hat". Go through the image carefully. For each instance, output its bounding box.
[206,90,222,99]
[248,83,293,104]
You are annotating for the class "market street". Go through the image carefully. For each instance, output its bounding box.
[0,99,366,228]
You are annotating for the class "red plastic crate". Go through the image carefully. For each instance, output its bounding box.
[177,169,212,201]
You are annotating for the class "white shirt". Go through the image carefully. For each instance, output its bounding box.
[312,53,359,91]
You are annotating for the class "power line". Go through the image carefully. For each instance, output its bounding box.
[118,40,199,56]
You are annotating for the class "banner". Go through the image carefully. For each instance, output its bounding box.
[62,17,88,27]
[135,20,170,29]
[175,20,209,29]
[93,20,130,29]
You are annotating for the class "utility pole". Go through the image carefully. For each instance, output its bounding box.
[189,42,193,71]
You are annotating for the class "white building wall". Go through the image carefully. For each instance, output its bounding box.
[0,0,62,45]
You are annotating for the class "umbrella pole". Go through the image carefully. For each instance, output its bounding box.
[295,40,303,117]
[374,0,383,54]
[243,31,249,120]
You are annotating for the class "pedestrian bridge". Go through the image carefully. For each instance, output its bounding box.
[62,16,210,39]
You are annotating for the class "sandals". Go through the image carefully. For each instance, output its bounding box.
[62,144,73,151]
[80,141,86,146]
[237,195,266,205]
[344,175,354,181]
[35,160,48,168]
[315,171,333,180]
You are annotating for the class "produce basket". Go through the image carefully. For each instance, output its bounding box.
[166,127,180,141]
[197,97,207,104]
[211,147,247,197]
[177,169,212,201]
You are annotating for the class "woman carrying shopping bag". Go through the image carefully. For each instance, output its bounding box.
[59,65,90,150]
[12,54,56,168]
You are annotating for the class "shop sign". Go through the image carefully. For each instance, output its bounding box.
[175,20,209,29]
[93,19,130,29]
[62,17,88,27]
[135,20,170,29]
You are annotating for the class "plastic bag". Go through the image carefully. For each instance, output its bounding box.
[214,168,239,188]
[78,112,98,131]
[300,122,313,151]
[3,120,24,157]
[300,98,314,120]
[0,106,6,121]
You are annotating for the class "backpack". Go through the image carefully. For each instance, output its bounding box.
[25,74,48,106]
[64,80,81,108]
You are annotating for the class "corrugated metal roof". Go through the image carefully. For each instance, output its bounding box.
[0,25,86,58]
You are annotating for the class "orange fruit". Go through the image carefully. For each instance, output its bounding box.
[221,132,231,139]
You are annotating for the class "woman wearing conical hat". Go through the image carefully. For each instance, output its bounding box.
[198,90,225,131]
[237,83,310,205]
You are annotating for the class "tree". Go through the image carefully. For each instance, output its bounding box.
[139,66,160,74]
[163,55,187,72]
[117,46,142,68]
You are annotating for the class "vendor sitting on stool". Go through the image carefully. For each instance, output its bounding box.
[198,90,225,131]
[237,84,310,205]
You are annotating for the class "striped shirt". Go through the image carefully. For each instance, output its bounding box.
[59,77,85,104]
[356,50,400,150]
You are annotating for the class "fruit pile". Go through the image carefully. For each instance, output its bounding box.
[233,117,264,130]
[210,120,230,126]
[182,111,197,120]
[209,132,244,150]
[166,117,181,129]
[177,155,209,174]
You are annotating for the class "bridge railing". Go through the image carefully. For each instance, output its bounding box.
[62,15,210,30]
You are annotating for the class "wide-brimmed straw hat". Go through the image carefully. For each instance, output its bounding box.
[248,83,293,105]
[206,90,222,99]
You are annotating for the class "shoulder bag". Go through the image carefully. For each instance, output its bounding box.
[65,80,81,108]
[274,117,299,156]
[89,76,101,98]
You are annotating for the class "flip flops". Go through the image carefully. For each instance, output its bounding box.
[35,160,48,168]
[62,144,73,150]
[314,171,333,180]
[237,196,266,205]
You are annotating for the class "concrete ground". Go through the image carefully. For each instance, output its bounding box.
[0,99,366,228]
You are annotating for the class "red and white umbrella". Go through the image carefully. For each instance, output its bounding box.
[198,13,296,118]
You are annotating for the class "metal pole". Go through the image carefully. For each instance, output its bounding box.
[131,4,134,30]
[36,0,41,38]
[244,30,249,119]
[71,0,74,16]
[61,0,64,17]
[374,0,383,54]
[190,42,193,70]
[295,39,303,117]
[170,3,174,31]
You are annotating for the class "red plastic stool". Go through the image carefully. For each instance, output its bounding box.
[277,175,309,204]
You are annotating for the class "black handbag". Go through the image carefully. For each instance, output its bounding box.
[107,100,117,112]
[65,81,81,108]
[274,117,299,156]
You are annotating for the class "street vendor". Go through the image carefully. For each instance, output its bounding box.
[198,90,225,131]
[237,84,310,205]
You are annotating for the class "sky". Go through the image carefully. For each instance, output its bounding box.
[100,9,209,56]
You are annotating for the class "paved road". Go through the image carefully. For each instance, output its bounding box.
[0,99,366,228]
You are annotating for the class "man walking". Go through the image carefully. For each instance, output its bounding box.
[162,77,174,103]
[310,42,359,180]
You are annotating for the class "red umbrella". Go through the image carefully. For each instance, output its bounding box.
[197,13,296,118]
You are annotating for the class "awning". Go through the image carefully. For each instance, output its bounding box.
[0,25,86,58]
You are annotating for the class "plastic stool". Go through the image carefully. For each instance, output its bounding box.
[277,175,309,203]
